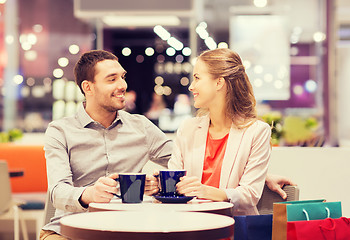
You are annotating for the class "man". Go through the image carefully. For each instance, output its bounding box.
[40,50,172,239]
[40,50,294,239]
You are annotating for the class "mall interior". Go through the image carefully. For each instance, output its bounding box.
[0,0,350,239]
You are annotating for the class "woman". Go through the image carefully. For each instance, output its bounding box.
[168,48,271,215]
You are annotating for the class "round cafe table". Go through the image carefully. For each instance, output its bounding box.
[60,211,234,240]
[89,196,234,217]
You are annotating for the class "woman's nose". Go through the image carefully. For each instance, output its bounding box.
[188,82,194,92]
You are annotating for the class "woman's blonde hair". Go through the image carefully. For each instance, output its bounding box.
[196,48,257,128]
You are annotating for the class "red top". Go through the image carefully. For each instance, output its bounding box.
[201,131,229,188]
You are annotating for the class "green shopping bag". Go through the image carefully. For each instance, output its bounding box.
[272,199,342,240]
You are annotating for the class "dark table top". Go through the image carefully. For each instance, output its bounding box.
[9,169,24,177]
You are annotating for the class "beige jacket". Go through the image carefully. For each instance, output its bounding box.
[168,115,271,215]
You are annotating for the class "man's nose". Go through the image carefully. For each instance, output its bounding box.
[117,79,127,90]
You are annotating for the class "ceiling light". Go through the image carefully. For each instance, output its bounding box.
[154,25,171,41]
[103,16,180,27]
[198,22,207,29]
[145,47,155,56]
[122,47,132,56]
[27,33,37,45]
[25,50,37,61]
[32,24,43,33]
[204,37,217,50]
[218,42,229,49]
[58,57,69,67]
[53,68,64,78]
[155,76,164,85]
[293,85,304,95]
[69,45,79,55]
[13,75,24,85]
[5,35,14,44]
[305,80,317,93]
[166,47,176,56]
[167,37,183,51]
[182,47,191,56]
[313,32,326,42]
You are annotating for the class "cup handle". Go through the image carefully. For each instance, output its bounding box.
[113,193,122,199]
[113,177,122,199]
[153,174,161,194]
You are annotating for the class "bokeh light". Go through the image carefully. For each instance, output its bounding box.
[69,44,80,54]
[122,47,132,56]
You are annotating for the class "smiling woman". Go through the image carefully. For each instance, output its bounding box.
[169,48,271,216]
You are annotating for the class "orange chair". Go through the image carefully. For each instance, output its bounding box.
[0,144,47,193]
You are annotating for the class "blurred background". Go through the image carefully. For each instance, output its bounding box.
[0,0,349,147]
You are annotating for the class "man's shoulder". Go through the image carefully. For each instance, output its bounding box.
[47,115,79,129]
[118,110,153,128]
[118,110,149,122]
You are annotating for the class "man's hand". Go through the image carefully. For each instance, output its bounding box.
[265,174,297,199]
[80,173,119,207]
[145,170,160,196]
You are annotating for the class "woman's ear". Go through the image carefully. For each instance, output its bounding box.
[216,77,226,91]
[81,80,93,96]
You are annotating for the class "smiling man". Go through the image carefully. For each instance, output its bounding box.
[41,50,172,240]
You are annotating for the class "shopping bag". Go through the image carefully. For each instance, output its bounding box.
[234,214,273,240]
[287,217,350,240]
[272,200,342,240]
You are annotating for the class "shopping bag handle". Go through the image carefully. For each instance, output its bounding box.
[319,218,336,231]
[302,207,330,221]
[319,217,349,240]
[341,217,350,225]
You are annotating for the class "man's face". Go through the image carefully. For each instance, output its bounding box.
[90,59,127,112]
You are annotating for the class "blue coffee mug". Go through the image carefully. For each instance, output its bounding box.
[114,173,146,203]
[158,170,186,196]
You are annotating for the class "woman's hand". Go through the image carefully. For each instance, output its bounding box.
[265,174,297,199]
[176,176,206,198]
[176,176,229,202]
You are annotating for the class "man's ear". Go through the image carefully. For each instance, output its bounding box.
[216,77,226,91]
[81,80,93,96]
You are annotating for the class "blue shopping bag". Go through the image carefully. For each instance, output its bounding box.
[234,214,273,240]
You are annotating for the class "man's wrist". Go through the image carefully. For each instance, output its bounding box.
[79,187,91,208]
[79,195,89,208]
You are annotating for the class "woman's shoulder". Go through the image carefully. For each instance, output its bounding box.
[245,119,271,134]
[253,119,270,129]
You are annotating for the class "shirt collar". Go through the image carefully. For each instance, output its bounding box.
[77,102,122,128]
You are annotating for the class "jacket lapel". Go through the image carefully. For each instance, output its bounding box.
[191,116,210,180]
[219,125,246,188]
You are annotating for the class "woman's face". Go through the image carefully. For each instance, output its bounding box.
[189,59,218,109]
